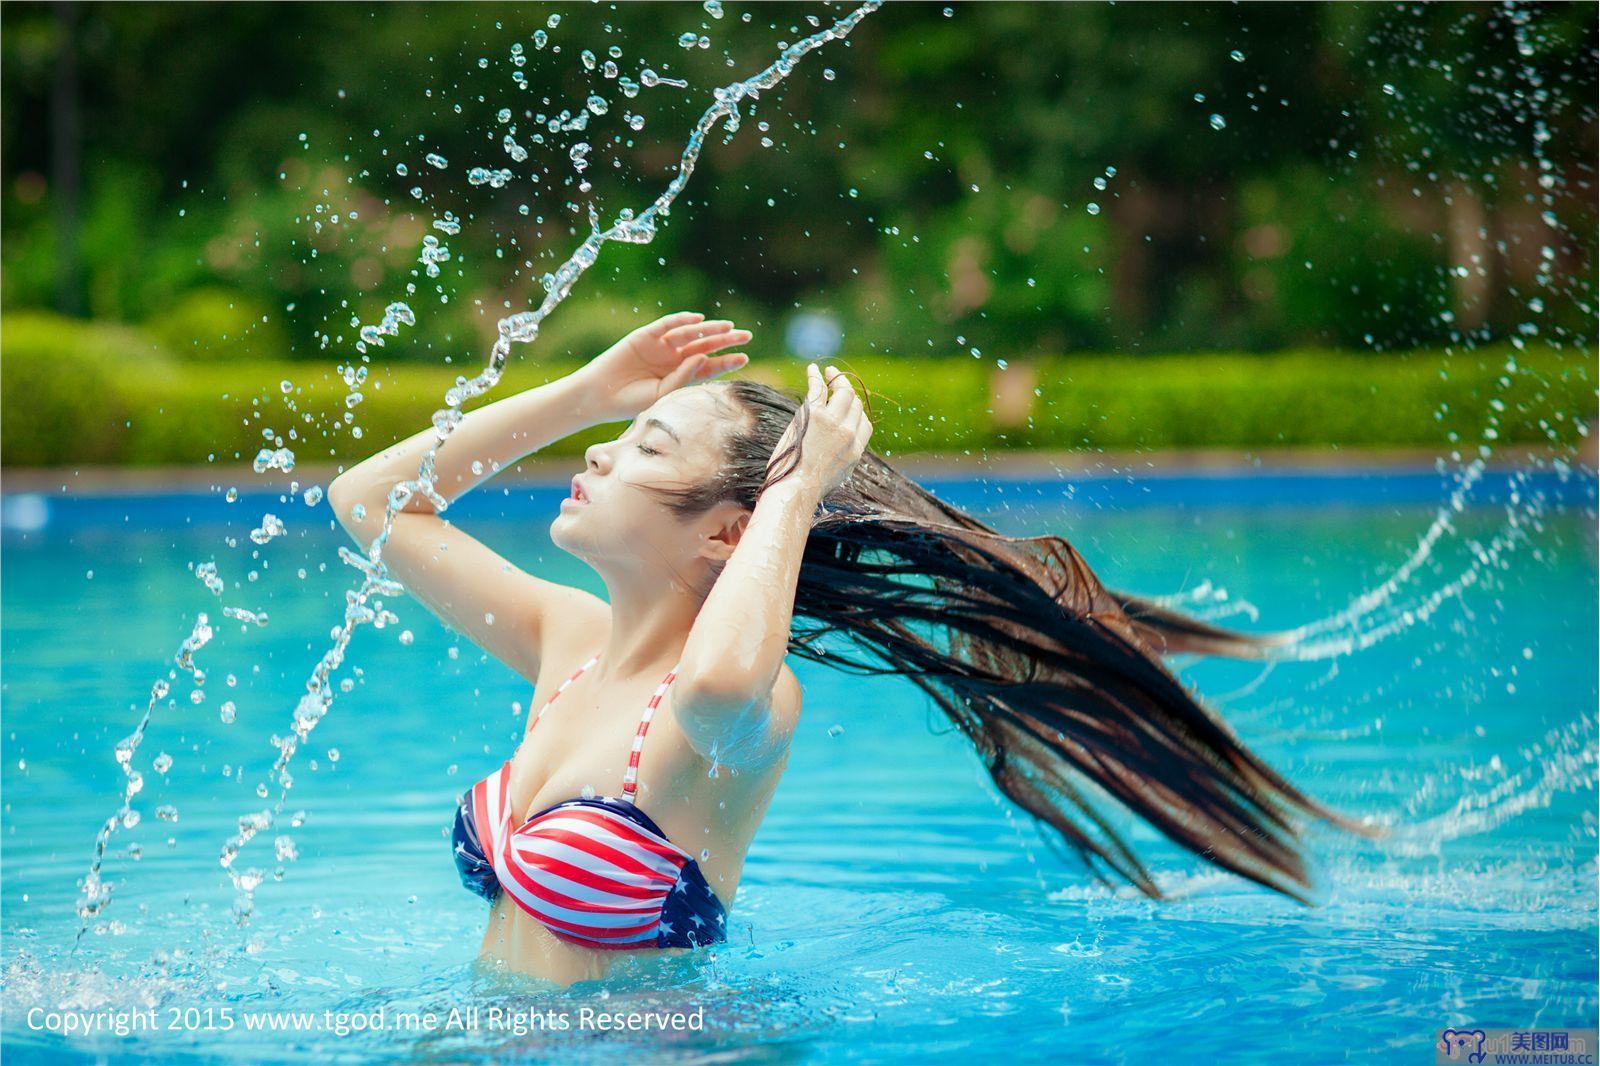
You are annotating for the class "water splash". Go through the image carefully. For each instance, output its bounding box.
[247,514,286,546]
[1386,713,1598,858]
[201,2,882,928]
[354,300,416,355]
[1236,3,1593,664]
[1281,464,1569,660]
[75,614,214,943]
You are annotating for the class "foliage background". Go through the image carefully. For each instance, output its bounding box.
[1,2,1594,462]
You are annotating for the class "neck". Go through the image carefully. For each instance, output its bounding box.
[592,563,703,682]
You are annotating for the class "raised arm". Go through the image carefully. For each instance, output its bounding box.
[326,312,751,684]
[672,364,872,769]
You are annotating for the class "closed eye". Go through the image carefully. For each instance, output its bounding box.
[637,444,661,456]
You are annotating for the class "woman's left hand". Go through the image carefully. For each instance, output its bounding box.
[769,363,873,499]
[579,312,750,421]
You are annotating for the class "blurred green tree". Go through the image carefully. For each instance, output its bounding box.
[1,1,1592,364]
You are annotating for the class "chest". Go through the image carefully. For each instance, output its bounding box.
[505,694,701,819]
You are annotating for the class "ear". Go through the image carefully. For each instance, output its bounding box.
[698,504,750,563]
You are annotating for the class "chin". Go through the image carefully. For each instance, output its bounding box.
[549,513,577,552]
[549,511,601,561]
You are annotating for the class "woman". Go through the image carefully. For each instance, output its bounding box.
[328,311,1379,985]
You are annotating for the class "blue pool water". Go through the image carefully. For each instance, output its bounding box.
[2,466,1596,1063]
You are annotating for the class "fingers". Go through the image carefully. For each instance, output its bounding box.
[656,348,749,399]
[657,353,708,394]
[648,311,705,337]
[677,326,752,358]
[822,365,872,456]
[681,350,742,384]
[694,352,747,381]
[805,362,826,405]
[792,365,873,490]
[822,364,865,426]
[822,364,856,407]
[662,318,737,349]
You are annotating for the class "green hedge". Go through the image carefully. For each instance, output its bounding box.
[1,311,1591,467]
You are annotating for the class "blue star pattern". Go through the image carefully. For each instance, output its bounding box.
[657,856,728,948]
[450,794,500,904]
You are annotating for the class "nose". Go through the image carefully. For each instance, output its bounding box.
[583,440,612,474]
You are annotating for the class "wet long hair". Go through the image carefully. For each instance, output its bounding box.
[659,378,1383,904]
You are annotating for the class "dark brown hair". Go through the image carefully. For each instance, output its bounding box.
[657,378,1383,903]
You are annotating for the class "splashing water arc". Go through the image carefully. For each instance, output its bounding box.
[73,1,883,939]
[1143,1,1590,668]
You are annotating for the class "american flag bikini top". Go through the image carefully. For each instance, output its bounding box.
[451,653,729,951]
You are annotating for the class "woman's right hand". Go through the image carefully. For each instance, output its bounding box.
[770,364,873,498]
[577,311,751,422]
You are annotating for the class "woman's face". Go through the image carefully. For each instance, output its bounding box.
[550,385,746,572]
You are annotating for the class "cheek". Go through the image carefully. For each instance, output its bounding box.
[614,491,679,542]
[559,483,668,544]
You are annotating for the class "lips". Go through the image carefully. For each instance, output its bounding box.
[568,476,590,504]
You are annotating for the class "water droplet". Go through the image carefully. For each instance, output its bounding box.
[1208,114,1227,131]
[249,514,287,545]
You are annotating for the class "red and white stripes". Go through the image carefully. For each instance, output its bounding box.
[622,666,679,799]
[528,652,602,730]
[470,761,692,948]
[469,652,694,950]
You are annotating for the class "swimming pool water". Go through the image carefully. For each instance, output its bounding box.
[2,470,1596,1062]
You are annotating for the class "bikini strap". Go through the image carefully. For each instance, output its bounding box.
[528,652,602,730]
[621,662,683,800]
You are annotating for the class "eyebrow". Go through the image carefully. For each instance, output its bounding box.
[643,417,681,443]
